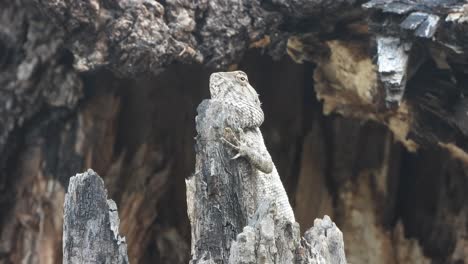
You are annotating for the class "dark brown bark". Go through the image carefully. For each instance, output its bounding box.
[1,0,467,263]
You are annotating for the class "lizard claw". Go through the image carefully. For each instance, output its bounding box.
[221,137,240,151]
[221,127,245,159]
[231,153,242,160]
[224,128,241,143]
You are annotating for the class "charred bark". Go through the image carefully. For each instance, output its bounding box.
[0,0,467,263]
[63,169,129,263]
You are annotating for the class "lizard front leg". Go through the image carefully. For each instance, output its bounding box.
[221,127,273,174]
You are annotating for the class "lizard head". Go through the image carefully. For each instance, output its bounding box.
[209,70,264,128]
[209,71,260,103]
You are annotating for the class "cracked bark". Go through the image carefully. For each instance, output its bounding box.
[1,0,468,263]
[186,99,346,263]
[63,169,129,264]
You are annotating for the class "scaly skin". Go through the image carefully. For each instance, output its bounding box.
[209,71,264,130]
[209,71,295,222]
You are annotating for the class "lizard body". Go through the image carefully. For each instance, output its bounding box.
[209,70,295,222]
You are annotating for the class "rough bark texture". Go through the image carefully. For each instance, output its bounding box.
[0,0,82,185]
[63,169,128,263]
[1,0,468,263]
[186,100,251,263]
[187,98,346,263]
[186,97,346,263]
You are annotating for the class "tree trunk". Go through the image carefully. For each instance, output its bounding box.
[186,97,346,263]
[62,169,129,264]
[1,0,467,263]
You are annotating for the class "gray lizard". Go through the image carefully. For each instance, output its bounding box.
[209,70,296,222]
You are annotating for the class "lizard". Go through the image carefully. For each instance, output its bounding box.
[209,70,296,223]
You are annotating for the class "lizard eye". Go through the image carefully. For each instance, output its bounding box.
[237,75,248,82]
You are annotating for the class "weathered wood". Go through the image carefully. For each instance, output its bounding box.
[1,0,468,263]
[63,169,129,264]
[301,216,347,264]
[187,98,347,263]
[0,0,82,182]
[187,100,252,263]
[229,206,347,264]
[364,0,468,107]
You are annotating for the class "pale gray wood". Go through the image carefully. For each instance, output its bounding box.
[187,98,347,263]
[63,169,129,264]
